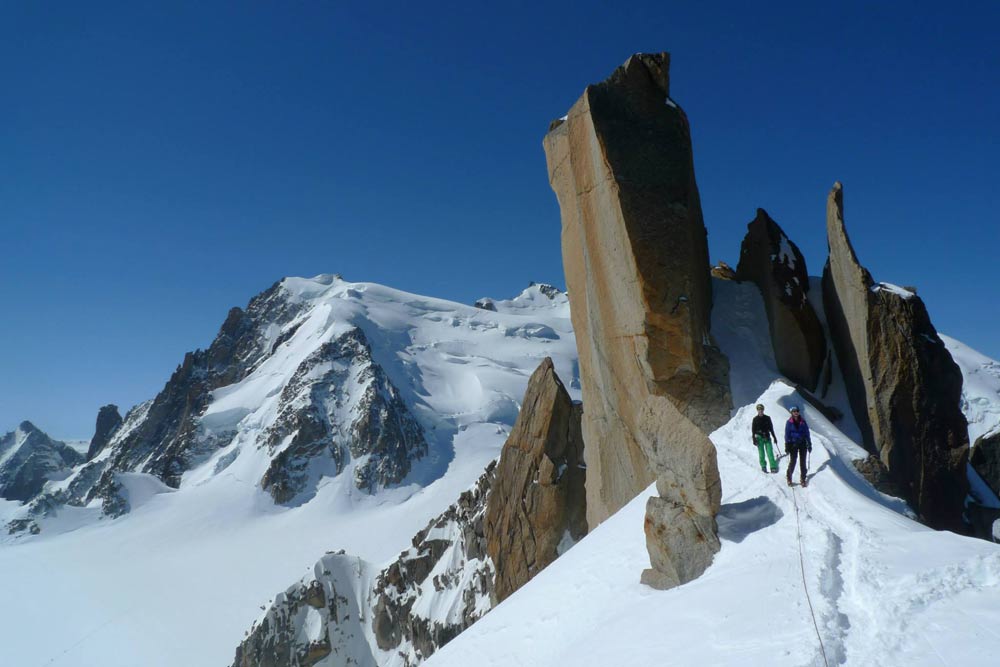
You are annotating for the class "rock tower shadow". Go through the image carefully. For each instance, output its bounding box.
[716,495,783,543]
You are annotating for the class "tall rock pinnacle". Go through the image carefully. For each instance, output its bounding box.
[484,358,587,602]
[86,404,123,461]
[736,208,827,391]
[543,52,727,588]
[822,182,969,531]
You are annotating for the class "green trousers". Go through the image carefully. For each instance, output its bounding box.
[755,434,777,471]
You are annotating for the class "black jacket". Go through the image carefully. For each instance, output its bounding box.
[752,415,777,442]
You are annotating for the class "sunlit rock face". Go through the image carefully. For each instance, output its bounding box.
[484,358,586,602]
[544,52,726,588]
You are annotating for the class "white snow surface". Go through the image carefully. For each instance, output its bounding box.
[872,281,916,299]
[427,280,1000,667]
[942,334,1000,445]
[0,277,577,667]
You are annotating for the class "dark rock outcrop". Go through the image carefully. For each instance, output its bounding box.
[822,182,969,531]
[736,208,827,391]
[86,404,122,461]
[544,52,725,588]
[971,430,1000,498]
[473,297,497,311]
[484,358,586,602]
[0,422,84,502]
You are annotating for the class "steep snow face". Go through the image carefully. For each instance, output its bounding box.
[942,334,1000,444]
[0,278,577,667]
[427,280,1000,667]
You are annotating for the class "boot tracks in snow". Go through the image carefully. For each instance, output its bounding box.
[790,483,831,667]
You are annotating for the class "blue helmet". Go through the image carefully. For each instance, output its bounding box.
[789,405,801,414]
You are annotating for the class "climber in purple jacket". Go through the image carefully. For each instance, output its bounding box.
[784,406,812,487]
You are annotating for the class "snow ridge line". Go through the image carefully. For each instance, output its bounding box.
[791,486,832,667]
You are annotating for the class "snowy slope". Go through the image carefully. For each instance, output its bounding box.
[0,277,577,667]
[426,280,1000,667]
[942,334,1000,444]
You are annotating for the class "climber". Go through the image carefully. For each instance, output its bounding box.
[751,403,779,473]
[784,406,812,487]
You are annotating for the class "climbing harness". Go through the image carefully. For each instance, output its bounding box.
[790,486,831,667]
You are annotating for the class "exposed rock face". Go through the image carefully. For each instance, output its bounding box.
[543,52,725,587]
[822,182,969,531]
[736,208,827,390]
[971,430,1000,498]
[484,358,586,602]
[234,466,497,667]
[86,404,122,461]
[0,422,84,502]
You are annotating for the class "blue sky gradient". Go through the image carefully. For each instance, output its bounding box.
[2,1,998,438]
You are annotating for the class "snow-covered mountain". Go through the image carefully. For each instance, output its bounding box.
[425,279,1000,667]
[0,421,83,505]
[0,276,578,667]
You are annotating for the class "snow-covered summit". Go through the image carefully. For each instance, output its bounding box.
[0,421,83,504]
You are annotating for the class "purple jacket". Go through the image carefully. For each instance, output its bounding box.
[785,416,811,446]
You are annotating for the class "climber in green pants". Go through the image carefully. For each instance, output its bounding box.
[751,403,779,473]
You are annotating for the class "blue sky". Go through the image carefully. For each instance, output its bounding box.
[2,1,998,438]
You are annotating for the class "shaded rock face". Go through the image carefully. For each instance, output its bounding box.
[544,52,725,587]
[234,466,497,667]
[736,208,827,391]
[0,422,84,502]
[86,404,122,461]
[822,183,969,531]
[484,358,586,602]
[971,430,1000,498]
[260,328,427,504]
